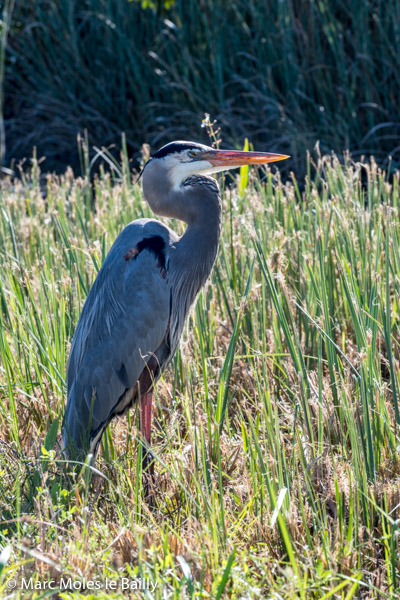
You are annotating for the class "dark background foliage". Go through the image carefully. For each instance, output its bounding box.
[3,0,400,173]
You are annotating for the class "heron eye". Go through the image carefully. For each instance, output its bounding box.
[188,151,199,158]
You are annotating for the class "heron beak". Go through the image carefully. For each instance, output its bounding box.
[199,148,290,167]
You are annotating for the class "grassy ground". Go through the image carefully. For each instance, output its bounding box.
[0,151,400,598]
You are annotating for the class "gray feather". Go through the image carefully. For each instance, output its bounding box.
[63,219,176,456]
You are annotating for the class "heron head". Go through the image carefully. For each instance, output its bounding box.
[143,140,289,191]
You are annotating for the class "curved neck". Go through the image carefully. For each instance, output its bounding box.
[168,193,221,343]
[142,168,221,309]
[171,180,221,297]
[177,195,221,285]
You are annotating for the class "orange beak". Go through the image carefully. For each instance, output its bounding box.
[199,148,290,167]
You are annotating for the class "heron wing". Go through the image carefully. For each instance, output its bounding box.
[63,218,175,455]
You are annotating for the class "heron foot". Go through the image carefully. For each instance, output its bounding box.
[142,447,155,508]
[139,384,155,507]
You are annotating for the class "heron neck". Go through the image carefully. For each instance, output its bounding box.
[171,190,221,305]
[182,192,220,256]
[143,170,221,296]
[182,204,221,269]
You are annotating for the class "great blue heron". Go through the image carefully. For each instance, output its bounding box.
[62,140,289,500]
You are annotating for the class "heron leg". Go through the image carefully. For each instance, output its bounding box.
[140,391,153,458]
[140,391,155,505]
[139,364,156,505]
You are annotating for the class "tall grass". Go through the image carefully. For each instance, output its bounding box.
[4,0,400,173]
[0,149,400,597]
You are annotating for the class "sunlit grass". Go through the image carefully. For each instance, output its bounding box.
[0,150,399,598]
